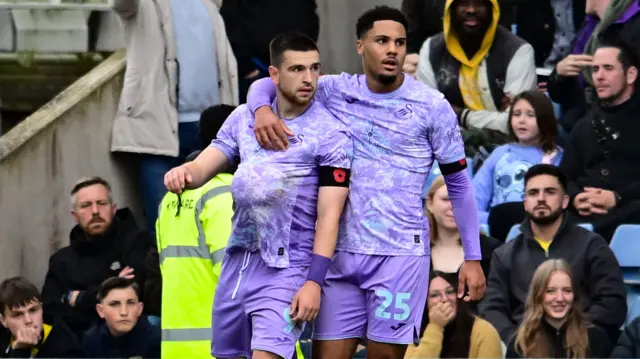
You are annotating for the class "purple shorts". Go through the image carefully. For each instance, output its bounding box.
[313,252,430,345]
[211,250,307,359]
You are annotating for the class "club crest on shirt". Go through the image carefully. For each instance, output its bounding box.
[394,104,413,119]
[288,134,305,145]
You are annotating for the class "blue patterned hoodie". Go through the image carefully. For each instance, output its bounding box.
[473,143,563,224]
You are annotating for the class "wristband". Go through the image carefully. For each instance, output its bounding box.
[306,254,331,285]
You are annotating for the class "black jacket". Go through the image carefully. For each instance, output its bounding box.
[41,208,152,335]
[479,215,627,343]
[220,0,319,77]
[611,316,640,358]
[506,320,612,358]
[82,316,160,358]
[560,90,640,207]
[510,0,585,67]
[0,316,84,358]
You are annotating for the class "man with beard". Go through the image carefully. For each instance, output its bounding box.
[245,6,486,359]
[480,164,626,344]
[164,32,352,359]
[416,0,536,156]
[41,177,151,337]
[560,36,640,241]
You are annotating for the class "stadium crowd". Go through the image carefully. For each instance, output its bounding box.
[2,0,640,359]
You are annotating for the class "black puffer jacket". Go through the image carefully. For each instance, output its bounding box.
[479,215,627,344]
[611,316,640,358]
[41,209,152,336]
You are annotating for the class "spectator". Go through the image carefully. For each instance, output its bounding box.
[82,277,160,358]
[425,176,500,289]
[473,90,563,241]
[145,104,237,359]
[0,277,83,358]
[416,0,537,157]
[548,0,640,131]
[405,271,502,358]
[110,0,239,235]
[505,258,612,358]
[41,177,151,336]
[610,316,640,357]
[479,164,627,344]
[220,0,320,102]
[510,0,586,68]
[560,37,640,241]
[401,0,514,76]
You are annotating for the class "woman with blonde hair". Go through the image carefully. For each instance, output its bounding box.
[506,259,612,358]
[425,176,500,301]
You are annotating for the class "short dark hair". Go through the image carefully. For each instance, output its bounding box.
[507,90,558,153]
[97,277,140,302]
[269,32,318,68]
[356,6,408,39]
[596,31,640,71]
[0,277,41,315]
[70,176,111,197]
[524,164,568,193]
[199,104,237,146]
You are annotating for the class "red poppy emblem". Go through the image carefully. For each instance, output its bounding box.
[459,158,467,166]
[333,169,346,183]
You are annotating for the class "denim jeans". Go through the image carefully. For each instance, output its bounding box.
[138,121,202,234]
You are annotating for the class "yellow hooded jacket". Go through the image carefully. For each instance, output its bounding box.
[442,0,500,111]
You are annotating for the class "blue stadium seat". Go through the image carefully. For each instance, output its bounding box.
[505,222,593,242]
[505,225,521,242]
[627,289,640,325]
[610,224,640,285]
[577,222,594,231]
[480,223,490,236]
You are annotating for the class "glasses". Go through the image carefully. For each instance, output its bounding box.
[428,287,457,300]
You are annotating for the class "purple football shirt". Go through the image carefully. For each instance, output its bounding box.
[249,74,475,257]
[211,102,353,268]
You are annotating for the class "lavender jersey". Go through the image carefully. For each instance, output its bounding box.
[314,74,465,256]
[211,102,353,268]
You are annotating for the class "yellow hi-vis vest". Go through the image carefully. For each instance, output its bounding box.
[156,174,233,359]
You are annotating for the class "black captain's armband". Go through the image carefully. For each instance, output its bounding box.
[319,166,351,187]
[439,158,468,176]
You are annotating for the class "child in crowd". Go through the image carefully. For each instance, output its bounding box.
[472,90,563,240]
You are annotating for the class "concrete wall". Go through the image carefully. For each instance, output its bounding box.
[0,51,140,288]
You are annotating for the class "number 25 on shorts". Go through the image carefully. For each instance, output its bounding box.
[375,290,411,321]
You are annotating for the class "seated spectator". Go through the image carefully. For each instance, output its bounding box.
[405,271,502,358]
[506,258,612,358]
[0,277,83,358]
[41,177,151,336]
[417,0,536,156]
[425,176,500,287]
[548,0,640,131]
[401,0,514,76]
[560,37,640,241]
[479,164,627,344]
[611,316,640,358]
[82,277,160,358]
[473,90,563,241]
